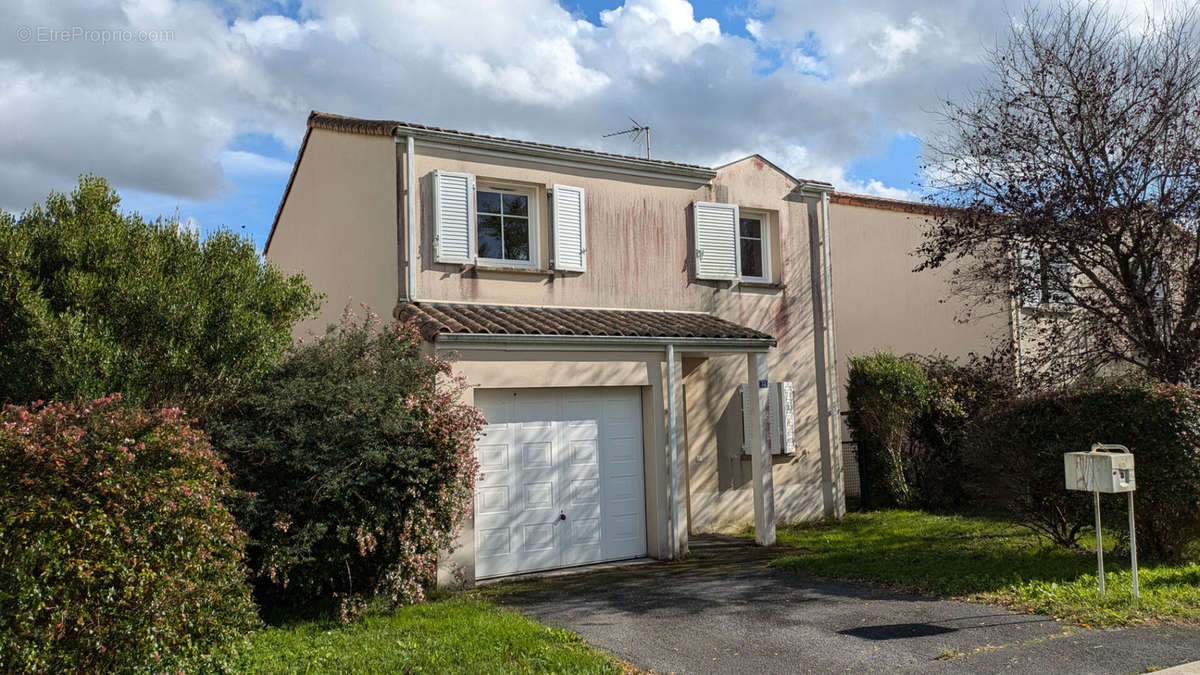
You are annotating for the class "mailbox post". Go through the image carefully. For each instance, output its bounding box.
[1063,443,1138,601]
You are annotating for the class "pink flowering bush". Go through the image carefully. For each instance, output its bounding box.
[207,307,482,615]
[0,396,258,672]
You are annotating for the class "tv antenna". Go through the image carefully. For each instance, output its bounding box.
[604,117,651,159]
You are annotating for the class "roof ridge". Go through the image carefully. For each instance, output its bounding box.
[307,110,713,172]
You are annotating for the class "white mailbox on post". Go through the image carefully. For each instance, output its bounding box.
[1064,451,1135,493]
[1064,443,1139,602]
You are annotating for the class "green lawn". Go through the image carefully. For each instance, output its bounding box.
[234,595,624,674]
[764,510,1200,627]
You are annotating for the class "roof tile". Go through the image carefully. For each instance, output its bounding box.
[397,302,774,343]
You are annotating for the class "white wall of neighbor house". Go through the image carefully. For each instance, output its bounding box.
[828,198,1012,412]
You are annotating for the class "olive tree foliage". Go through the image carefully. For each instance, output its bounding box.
[0,175,321,416]
[918,3,1200,385]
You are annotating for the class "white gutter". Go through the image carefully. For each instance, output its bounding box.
[404,135,417,302]
[666,343,680,559]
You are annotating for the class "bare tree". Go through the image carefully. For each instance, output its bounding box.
[919,2,1200,385]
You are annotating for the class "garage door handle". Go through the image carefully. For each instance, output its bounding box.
[558,511,567,521]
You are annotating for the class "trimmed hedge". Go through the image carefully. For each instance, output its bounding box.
[0,396,257,672]
[846,352,932,507]
[208,309,483,616]
[965,379,1200,560]
[847,352,1012,510]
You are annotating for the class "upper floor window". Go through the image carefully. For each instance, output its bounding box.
[739,212,770,282]
[693,201,777,284]
[476,184,535,265]
[433,170,583,271]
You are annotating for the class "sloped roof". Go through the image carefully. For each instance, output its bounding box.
[309,111,714,172]
[397,302,775,344]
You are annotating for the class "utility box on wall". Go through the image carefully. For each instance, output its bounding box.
[1064,451,1136,493]
[740,381,796,456]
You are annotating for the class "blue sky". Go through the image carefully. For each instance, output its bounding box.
[2,0,1071,249]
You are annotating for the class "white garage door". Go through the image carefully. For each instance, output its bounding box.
[473,387,647,579]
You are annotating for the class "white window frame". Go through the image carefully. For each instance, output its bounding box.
[474,181,540,270]
[738,210,771,283]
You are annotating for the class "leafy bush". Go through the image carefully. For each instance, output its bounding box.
[0,396,258,672]
[846,352,932,507]
[208,309,483,614]
[0,175,320,416]
[908,357,1014,509]
[965,379,1200,560]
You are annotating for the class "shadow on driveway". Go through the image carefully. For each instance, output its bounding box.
[488,535,1200,674]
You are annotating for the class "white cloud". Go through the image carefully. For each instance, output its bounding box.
[6,0,1188,220]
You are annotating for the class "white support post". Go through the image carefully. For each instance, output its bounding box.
[665,345,687,558]
[747,352,776,546]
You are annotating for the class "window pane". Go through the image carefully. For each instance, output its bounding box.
[503,217,530,261]
[477,191,502,215]
[502,193,528,217]
[477,215,503,259]
[741,237,763,278]
[740,217,761,238]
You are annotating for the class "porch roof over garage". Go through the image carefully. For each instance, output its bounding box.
[396,301,776,347]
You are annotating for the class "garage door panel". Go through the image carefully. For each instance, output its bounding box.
[474,387,646,579]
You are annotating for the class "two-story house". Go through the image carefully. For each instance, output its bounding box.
[266,111,847,585]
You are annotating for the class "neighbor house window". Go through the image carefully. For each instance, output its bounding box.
[739,212,770,282]
[476,184,537,266]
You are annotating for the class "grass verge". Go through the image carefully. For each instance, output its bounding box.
[234,595,625,674]
[766,510,1200,627]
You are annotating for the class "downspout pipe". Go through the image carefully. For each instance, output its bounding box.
[819,190,845,517]
[799,182,844,518]
[666,343,680,559]
[404,135,417,302]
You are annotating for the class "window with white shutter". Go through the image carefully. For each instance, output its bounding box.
[552,184,586,272]
[434,170,475,264]
[693,201,739,280]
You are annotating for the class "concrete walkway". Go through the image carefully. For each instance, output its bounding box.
[492,536,1200,674]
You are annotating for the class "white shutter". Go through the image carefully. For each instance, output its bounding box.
[434,170,474,264]
[694,201,739,280]
[772,382,796,455]
[552,184,586,272]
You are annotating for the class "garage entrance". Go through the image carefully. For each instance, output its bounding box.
[473,387,647,579]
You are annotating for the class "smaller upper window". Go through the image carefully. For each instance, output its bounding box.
[739,212,770,282]
[476,183,537,267]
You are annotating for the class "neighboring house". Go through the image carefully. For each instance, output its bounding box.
[825,194,1014,498]
[266,111,845,586]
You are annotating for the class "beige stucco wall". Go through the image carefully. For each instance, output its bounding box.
[271,129,839,582]
[829,200,1011,413]
[266,128,399,337]
[403,147,838,531]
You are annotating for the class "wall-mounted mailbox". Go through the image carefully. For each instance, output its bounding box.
[1064,450,1135,493]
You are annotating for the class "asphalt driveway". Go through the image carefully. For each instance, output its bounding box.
[492,536,1200,674]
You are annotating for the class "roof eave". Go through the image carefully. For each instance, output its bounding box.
[393,124,717,184]
[432,332,775,352]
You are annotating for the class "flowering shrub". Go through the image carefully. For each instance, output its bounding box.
[208,308,483,614]
[0,396,257,672]
[966,379,1200,559]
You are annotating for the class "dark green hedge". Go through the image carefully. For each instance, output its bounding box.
[965,379,1200,560]
[846,352,1010,509]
